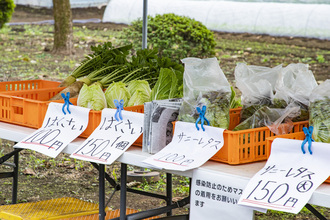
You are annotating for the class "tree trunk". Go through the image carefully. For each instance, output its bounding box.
[52,0,74,55]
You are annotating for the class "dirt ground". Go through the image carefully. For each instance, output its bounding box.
[1,4,330,219]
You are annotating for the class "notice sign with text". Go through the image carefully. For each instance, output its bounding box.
[143,121,225,171]
[14,102,90,158]
[238,138,330,214]
[190,169,256,220]
[70,108,144,164]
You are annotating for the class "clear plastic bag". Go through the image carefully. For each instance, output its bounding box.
[273,63,317,121]
[178,57,231,129]
[234,63,282,122]
[233,104,300,135]
[309,79,330,143]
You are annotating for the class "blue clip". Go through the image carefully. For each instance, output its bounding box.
[195,105,210,131]
[61,92,73,115]
[114,99,124,121]
[301,126,315,155]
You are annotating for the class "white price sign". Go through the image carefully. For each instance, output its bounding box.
[190,169,258,220]
[70,108,144,164]
[14,102,90,158]
[238,138,330,214]
[143,121,225,171]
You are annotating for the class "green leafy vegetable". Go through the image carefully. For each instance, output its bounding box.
[234,106,277,131]
[77,84,107,111]
[230,86,242,109]
[127,80,151,97]
[233,105,300,134]
[239,98,272,123]
[150,68,178,101]
[178,90,231,129]
[105,82,131,108]
[310,98,330,143]
[59,43,132,87]
[128,89,150,106]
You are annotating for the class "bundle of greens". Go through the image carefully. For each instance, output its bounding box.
[50,43,132,100]
[58,43,132,88]
[51,45,184,102]
[309,80,330,143]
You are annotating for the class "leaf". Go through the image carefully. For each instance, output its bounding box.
[23,168,36,176]
[150,68,178,100]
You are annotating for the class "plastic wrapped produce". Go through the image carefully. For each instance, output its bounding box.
[273,63,317,121]
[233,104,300,135]
[309,80,330,143]
[234,63,282,122]
[178,57,231,129]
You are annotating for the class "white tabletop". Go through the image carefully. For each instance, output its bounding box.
[1,121,330,208]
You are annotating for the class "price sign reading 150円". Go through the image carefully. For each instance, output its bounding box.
[238,138,330,214]
[70,108,144,165]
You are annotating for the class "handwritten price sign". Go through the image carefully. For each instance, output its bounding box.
[143,121,225,171]
[70,108,144,165]
[238,138,330,214]
[14,102,90,158]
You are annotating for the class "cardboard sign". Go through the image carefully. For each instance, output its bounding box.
[238,138,330,214]
[143,121,225,171]
[190,169,256,220]
[14,102,90,158]
[70,108,144,164]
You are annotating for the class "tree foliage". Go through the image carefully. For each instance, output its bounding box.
[0,0,15,29]
[120,13,216,62]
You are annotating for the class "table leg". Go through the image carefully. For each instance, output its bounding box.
[166,173,172,216]
[305,204,327,220]
[99,164,106,220]
[120,163,127,220]
[0,147,22,204]
[12,149,19,204]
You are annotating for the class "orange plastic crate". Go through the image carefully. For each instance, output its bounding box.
[0,79,61,92]
[266,132,330,184]
[209,110,308,164]
[173,109,308,165]
[0,87,143,146]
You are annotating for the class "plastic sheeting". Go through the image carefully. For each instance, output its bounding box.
[102,0,330,39]
[187,0,330,3]
[14,0,109,8]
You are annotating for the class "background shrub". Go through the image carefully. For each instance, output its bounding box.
[0,0,15,29]
[120,13,216,62]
